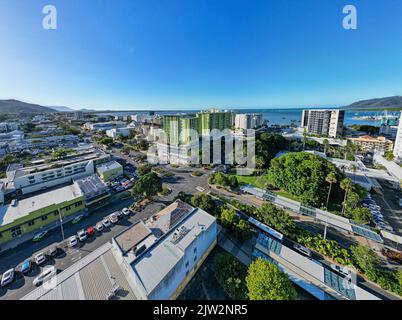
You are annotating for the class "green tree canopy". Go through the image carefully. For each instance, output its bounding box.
[137,163,153,176]
[267,152,343,206]
[246,258,297,300]
[255,133,288,168]
[213,252,248,300]
[131,172,162,197]
[256,203,297,237]
[191,193,215,214]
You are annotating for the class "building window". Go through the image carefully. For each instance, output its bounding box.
[75,201,83,208]
[194,255,197,262]
[185,261,189,268]
[41,215,48,221]
[0,232,2,238]
[54,211,59,217]
[11,227,22,238]
[193,247,197,253]
[64,205,71,211]
[28,220,35,227]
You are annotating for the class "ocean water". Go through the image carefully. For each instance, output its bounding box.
[97,109,401,127]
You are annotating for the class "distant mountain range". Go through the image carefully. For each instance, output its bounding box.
[0,99,97,113]
[0,99,57,113]
[1,96,401,114]
[51,106,75,112]
[345,96,402,110]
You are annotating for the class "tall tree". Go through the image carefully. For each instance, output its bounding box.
[325,172,337,209]
[323,138,330,155]
[340,178,353,216]
[246,258,297,300]
[131,172,162,198]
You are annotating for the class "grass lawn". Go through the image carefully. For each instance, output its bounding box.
[233,174,303,202]
[234,174,271,190]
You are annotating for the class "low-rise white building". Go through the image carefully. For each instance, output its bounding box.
[5,151,110,195]
[83,121,126,132]
[105,127,133,139]
[21,200,217,300]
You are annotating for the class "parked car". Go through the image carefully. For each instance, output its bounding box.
[33,266,57,286]
[77,229,87,242]
[109,213,119,224]
[115,211,124,218]
[293,244,312,258]
[20,259,32,274]
[95,223,104,232]
[47,246,59,257]
[68,236,78,247]
[72,215,84,225]
[34,252,46,265]
[32,230,49,242]
[122,208,131,216]
[1,268,15,287]
[102,218,112,228]
[87,226,96,236]
[116,186,125,192]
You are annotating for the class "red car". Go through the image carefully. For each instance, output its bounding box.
[87,226,95,236]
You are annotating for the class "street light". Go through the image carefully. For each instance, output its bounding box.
[58,209,65,244]
[323,217,329,240]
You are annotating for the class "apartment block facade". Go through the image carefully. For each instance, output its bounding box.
[301,109,345,138]
[393,118,402,160]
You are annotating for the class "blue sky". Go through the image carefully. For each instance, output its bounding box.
[0,0,401,110]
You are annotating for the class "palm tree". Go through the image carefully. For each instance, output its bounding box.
[325,172,337,209]
[340,178,353,216]
[323,139,330,156]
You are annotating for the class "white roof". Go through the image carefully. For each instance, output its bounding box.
[0,184,83,226]
[130,208,216,296]
[96,161,122,174]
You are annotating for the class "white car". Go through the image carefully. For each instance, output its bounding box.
[95,223,104,232]
[68,236,78,247]
[115,211,124,219]
[1,268,15,287]
[109,213,119,224]
[122,208,131,216]
[33,266,57,286]
[196,186,205,192]
[102,218,112,228]
[77,229,87,242]
[34,252,46,265]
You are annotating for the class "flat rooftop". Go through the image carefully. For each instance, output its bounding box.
[0,184,83,227]
[131,207,216,297]
[114,221,153,255]
[145,200,194,237]
[9,151,108,178]
[96,161,122,174]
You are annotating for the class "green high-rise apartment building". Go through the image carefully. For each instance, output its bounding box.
[163,115,199,145]
[197,109,234,136]
[163,110,234,146]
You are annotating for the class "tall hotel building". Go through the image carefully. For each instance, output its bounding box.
[393,117,402,161]
[301,109,345,138]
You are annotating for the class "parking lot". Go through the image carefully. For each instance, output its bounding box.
[0,196,164,300]
[363,193,394,233]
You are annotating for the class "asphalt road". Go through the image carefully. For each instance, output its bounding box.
[0,148,210,300]
[372,184,402,236]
